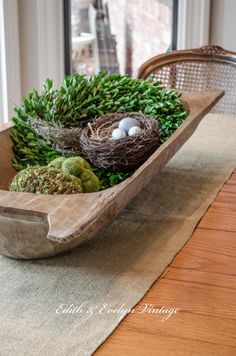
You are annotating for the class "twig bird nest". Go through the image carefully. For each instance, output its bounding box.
[80,113,160,172]
[28,118,87,156]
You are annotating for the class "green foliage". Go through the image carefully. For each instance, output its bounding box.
[11,72,188,187]
[14,72,187,128]
[10,117,60,172]
[91,166,132,190]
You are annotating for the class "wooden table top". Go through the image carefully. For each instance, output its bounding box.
[95,170,236,356]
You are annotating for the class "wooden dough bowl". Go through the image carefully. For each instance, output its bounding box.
[0,91,223,259]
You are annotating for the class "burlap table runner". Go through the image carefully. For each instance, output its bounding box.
[1,114,236,356]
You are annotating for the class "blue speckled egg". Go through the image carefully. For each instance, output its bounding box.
[128,126,143,136]
[112,128,127,140]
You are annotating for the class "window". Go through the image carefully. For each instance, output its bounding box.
[0,0,211,123]
[64,0,178,77]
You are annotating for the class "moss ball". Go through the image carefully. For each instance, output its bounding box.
[70,175,82,187]
[80,169,100,193]
[48,157,66,170]
[61,157,84,177]
[73,156,91,170]
[9,166,82,195]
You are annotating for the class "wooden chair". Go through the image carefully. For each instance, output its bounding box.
[138,45,236,116]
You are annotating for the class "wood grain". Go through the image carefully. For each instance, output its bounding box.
[171,228,236,275]
[0,126,15,190]
[199,202,236,231]
[95,170,236,356]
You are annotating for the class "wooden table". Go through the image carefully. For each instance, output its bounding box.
[96,170,236,355]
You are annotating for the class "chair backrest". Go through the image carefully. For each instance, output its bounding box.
[138,45,236,116]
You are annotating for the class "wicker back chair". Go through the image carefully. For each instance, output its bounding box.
[138,45,236,116]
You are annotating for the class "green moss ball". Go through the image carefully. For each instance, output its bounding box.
[9,166,82,195]
[80,169,100,193]
[70,175,82,187]
[61,157,84,177]
[48,157,66,170]
[73,156,91,170]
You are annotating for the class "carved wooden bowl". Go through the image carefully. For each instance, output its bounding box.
[0,91,223,259]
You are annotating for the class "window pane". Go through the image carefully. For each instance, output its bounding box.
[70,0,175,76]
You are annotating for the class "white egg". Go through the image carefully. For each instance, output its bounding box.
[118,117,140,133]
[128,126,143,137]
[112,128,127,140]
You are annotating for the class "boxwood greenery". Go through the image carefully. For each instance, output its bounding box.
[10,71,188,189]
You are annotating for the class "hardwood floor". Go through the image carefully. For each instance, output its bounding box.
[95,171,236,356]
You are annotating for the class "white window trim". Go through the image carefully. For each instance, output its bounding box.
[177,0,211,50]
[36,0,64,90]
[0,0,7,123]
[18,0,64,96]
[0,0,64,123]
[0,0,21,123]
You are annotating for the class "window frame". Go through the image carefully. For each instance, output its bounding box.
[63,0,180,75]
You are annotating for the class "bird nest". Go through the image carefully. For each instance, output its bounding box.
[28,118,86,156]
[80,112,160,172]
